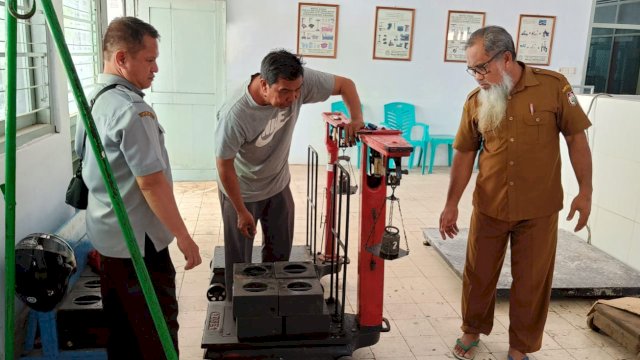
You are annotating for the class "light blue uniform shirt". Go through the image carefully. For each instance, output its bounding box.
[75,74,173,258]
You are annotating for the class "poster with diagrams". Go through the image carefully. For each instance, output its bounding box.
[297,3,339,58]
[444,11,485,62]
[516,14,556,65]
[373,7,415,61]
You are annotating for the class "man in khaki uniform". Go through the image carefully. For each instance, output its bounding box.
[439,26,592,360]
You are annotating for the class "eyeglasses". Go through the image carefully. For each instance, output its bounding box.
[466,51,505,77]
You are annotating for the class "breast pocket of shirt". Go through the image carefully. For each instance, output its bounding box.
[519,109,557,144]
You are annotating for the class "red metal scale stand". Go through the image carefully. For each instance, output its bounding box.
[201,112,413,359]
[321,112,413,334]
[320,112,355,262]
[358,129,412,329]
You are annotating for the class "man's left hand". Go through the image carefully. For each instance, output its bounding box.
[345,119,365,146]
[567,192,592,232]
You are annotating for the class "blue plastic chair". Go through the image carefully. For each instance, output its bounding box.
[331,101,365,168]
[427,135,455,174]
[381,102,429,171]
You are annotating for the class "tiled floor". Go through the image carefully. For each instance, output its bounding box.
[169,165,635,360]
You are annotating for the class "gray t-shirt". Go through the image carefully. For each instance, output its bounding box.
[75,74,173,258]
[215,68,334,202]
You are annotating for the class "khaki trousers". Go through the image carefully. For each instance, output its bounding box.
[461,208,558,353]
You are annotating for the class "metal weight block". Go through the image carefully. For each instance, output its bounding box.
[284,301,330,337]
[232,278,279,318]
[79,266,100,277]
[274,261,317,279]
[233,262,275,280]
[278,278,324,316]
[236,314,283,340]
[75,276,101,291]
[56,289,107,350]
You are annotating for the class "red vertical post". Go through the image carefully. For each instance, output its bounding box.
[356,130,412,328]
[323,121,338,259]
[357,141,386,327]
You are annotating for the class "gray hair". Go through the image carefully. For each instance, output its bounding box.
[260,49,305,86]
[465,26,516,59]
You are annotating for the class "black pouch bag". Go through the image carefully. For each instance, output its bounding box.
[64,84,120,209]
[65,164,89,209]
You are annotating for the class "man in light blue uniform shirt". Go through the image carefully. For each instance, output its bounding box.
[75,17,201,359]
[215,49,364,298]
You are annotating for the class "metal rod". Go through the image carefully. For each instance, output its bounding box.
[306,147,311,251]
[329,163,337,303]
[4,1,18,358]
[341,166,349,328]
[335,168,342,315]
[313,149,318,263]
[37,1,177,358]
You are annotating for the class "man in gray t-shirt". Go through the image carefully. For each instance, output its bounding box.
[214,50,364,297]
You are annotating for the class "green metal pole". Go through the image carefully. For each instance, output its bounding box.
[37,1,177,358]
[4,1,18,359]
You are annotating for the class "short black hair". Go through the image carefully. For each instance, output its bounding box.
[103,17,159,59]
[260,49,305,86]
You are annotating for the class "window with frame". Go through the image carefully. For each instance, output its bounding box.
[0,0,53,151]
[63,0,101,164]
[585,0,640,94]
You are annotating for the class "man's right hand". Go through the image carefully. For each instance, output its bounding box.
[439,205,460,240]
[176,235,202,270]
[237,209,256,239]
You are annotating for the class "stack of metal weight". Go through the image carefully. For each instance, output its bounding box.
[232,261,330,340]
[57,267,108,349]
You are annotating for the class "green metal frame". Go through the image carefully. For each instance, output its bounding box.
[5,1,18,359]
[4,2,178,359]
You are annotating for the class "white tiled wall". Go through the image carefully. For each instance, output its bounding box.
[560,95,640,271]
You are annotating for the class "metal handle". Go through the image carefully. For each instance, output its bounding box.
[8,0,36,19]
[380,317,391,332]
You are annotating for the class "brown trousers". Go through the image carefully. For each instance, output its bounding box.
[461,208,558,353]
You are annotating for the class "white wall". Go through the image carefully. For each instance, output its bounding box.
[560,95,640,271]
[226,0,593,165]
[0,1,74,356]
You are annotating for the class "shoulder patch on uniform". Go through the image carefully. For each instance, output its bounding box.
[566,91,578,106]
[139,111,156,120]
[560,82,578,106]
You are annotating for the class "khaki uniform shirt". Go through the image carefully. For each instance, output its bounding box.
[454,63,591,221]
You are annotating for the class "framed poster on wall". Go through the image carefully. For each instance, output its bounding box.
[373,6,415,61]
[297,3,339,58]
[515,14,556,65]
[444,10,485,62]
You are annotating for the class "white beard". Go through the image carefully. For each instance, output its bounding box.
[477,72,514,134]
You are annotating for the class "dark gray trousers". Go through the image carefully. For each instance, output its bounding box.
[100,236,178,360]
[218,185,295,298]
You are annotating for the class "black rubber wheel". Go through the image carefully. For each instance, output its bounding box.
[207,283,226,301]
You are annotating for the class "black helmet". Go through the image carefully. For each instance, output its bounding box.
[15,233,77,312]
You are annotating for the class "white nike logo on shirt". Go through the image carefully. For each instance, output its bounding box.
[255,111,291,147]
